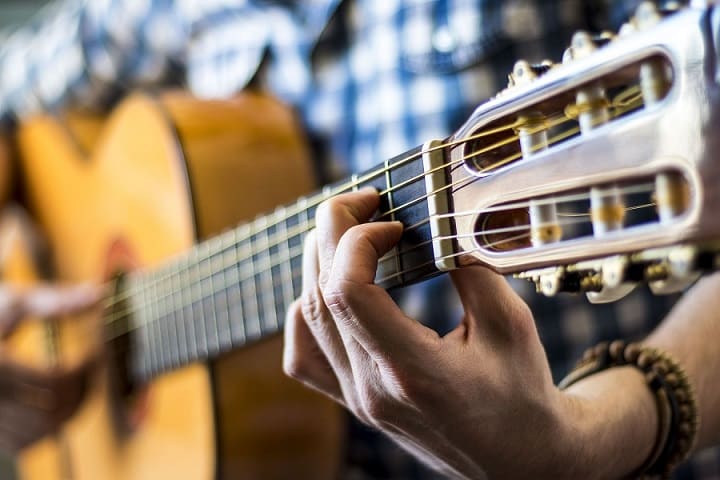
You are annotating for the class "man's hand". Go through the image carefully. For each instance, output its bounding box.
[0,284,102,453]
[283,189,659,479]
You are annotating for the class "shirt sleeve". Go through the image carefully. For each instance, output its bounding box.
[0,0,191,125]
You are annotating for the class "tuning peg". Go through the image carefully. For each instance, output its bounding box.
[508,60,555,87]
[647,247,702,294]
[635,1,664,30]
[586,256,638,303]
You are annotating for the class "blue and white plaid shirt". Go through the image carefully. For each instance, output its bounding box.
[1,0,719,478]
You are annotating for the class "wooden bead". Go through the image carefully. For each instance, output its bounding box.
[680,405,691,419]
[652,362,668,375]
[609,340,626,359]
[665,373,679,387]
[637,351,653,369]
[624,343,642,363]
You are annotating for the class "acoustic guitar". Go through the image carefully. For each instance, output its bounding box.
[8,3,720,479]
[10,92,343,479]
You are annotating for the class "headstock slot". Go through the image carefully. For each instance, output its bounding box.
[472,169,690,256]
[459,53,674,179]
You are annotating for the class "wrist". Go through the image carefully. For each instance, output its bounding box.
[558,367,658,480]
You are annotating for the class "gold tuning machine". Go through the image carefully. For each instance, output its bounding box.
[517,245,720,300]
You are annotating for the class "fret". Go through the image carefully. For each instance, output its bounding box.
[384,156,402,279]
[267,216,287,328]
[130,279,151,383]
[158,276,180,368]
[226,227,245,347]
[387,144,436,285]
[195,243,213,354]
[163,276,181,369]
[354,166,391,216]
[124,143,450,381]
[191,246,209,356]
[141,279,160,376]
[153,277,173,372]
[170,267,189,365]
[202,240,221,355]
[276,207,295,317]
[293,197,310,297]
[179,255,199,362]
[322,185,333,199]
[238,225,261,340]
[255,217,278,333]
[215,233,234,351]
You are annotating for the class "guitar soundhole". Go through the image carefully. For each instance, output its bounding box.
[105,271,150,435]
[103,238,150,435]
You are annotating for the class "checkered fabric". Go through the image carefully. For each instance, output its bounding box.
[1,0,719,478]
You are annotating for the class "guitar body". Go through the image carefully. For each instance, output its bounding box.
[11,91,343,479]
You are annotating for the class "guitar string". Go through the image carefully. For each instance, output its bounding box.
[106,85,644,310]
[109,211,627,371]
[104,140,654,339]
[102,228,550,366]
[103,171,657,331]
[104,107,589,312]
[112,179,658,329]
[103,191,659,342]
[105,87,644,313]
[111,180,655,366]
[109,106,629,323]
[103,91,648,339]
[114,104,650,371]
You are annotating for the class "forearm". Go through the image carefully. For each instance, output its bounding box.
[562,367,657,479]
[561,274,720,478]
[644,273,720,449]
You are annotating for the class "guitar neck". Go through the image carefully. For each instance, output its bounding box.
[109,143,453,384]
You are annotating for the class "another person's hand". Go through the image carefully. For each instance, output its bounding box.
[0,133,13,205]
[283,189,658,479]
[0,284,102,453]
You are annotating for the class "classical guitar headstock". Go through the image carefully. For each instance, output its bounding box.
[441,1,720,302]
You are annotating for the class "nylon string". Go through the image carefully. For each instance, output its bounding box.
[102,87,648,345]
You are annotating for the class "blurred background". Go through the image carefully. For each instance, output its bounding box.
[0,4,51,480]
[0,2,53,477]
[0,0,50,31]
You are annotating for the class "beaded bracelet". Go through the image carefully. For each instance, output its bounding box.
[559,341,698,479]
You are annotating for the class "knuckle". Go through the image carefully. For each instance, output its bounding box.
[315,197,343,227]
[320,283,354,321]
[502,300,536,343]
[300,288,327,327]
[342,224,371,248]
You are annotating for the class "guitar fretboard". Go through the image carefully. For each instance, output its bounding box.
[107,143,451,384]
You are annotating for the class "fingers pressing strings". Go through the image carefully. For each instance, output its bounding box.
[316,191,439,362]
[300,227,373,413]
